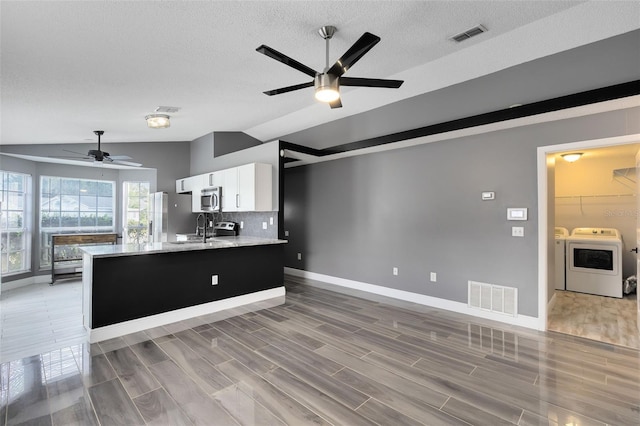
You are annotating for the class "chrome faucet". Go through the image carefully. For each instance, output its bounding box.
[196,213,208,242]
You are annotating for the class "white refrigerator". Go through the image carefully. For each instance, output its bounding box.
[149,192,192,243]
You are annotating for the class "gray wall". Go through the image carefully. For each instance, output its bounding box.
[203,140,281,211]
[190,133,214,176]
[190,131,264,175]
[283,106,640,318]
[214,132,262,158]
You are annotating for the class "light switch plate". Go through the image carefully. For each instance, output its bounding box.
[481,191,495,200]
[507,208,528,221]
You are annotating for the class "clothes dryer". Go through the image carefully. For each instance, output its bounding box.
[565,227,623,298]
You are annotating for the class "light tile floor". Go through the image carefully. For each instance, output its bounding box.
[547,289,639,349]
[0,280,86,363]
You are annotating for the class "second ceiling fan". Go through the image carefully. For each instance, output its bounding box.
[256,26,404,109]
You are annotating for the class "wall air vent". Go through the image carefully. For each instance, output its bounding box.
[468,280,517,317]
[450,25,487,43]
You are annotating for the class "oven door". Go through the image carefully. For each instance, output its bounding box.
[567,241,619,276]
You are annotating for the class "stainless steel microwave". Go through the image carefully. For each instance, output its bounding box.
[200,187,221,212]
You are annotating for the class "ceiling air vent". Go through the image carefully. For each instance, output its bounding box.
[154,106,181,113]
[450,25,487,43]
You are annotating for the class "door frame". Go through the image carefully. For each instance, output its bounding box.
[536,133,640,330]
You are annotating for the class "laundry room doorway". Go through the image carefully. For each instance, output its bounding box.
[538,134,640,349]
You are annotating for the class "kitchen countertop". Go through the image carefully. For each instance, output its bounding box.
[82,236,287,259]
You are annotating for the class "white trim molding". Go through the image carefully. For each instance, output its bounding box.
[285,268,541,330]
[87,287,285,343]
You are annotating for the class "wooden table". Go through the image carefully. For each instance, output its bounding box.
[51,233,118,284]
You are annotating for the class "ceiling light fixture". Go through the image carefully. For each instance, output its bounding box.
[145,113,170,129]
[314,73,340,102]
[561,153,583,163]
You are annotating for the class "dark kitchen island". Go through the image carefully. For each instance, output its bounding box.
[81,236,286,342]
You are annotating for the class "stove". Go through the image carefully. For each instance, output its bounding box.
[213,221,238,237]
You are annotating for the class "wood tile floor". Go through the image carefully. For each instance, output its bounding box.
[547,290,639,349]
[1,275,640,425]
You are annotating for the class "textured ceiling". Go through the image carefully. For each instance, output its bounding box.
[1,1,638,147]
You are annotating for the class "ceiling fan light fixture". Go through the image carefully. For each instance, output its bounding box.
[314,74,340,103]
[145,113,170,129]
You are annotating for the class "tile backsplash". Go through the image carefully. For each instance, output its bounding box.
[210,211,278,238]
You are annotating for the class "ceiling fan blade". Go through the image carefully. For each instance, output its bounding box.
[340,76,404,88]
[107,155,133,160]
[263,81,314,96]
[49,155,92,160]
[112,160,143,167]
[105,157,142,167]
[63,149,90,156]
[327,32,380,77]
[256,45,318,78]
[329,98,342,109]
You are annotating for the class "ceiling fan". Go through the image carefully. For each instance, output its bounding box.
[256,26,404,109]
[54,130,142,167]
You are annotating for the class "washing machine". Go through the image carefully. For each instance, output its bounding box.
[565,227,623,298]
[554,227,569,290]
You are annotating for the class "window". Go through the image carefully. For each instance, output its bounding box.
[123,181,150,244]
[0,171,31,276]
[40,176,115,269]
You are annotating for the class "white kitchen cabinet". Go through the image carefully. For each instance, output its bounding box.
[205,171,224,188]
[176,175,207,212]
[178,163,271,213]
[176,176,198,194]
[222,163,272,212]
[222,168,239,211]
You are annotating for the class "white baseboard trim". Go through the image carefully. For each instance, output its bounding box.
[87,287,285,343]
[1,275,50,291]
[285,268,542,330]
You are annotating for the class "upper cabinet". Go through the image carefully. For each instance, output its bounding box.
[177,174,206,212]
[222,168,239,211]
[205,171,224,188]
[223,163,272,212]
[176,175,200,194]
[177,163,272,213]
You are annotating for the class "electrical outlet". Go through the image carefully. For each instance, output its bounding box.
[393,267,398,276]
[512,226,525,237]
[270,217,274,225]
[262,222,267,230]
[297,253,302,260]
[240,221,244,229]
[284,230,289,237]
[211,275,218,285]
[430,272,437,282]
